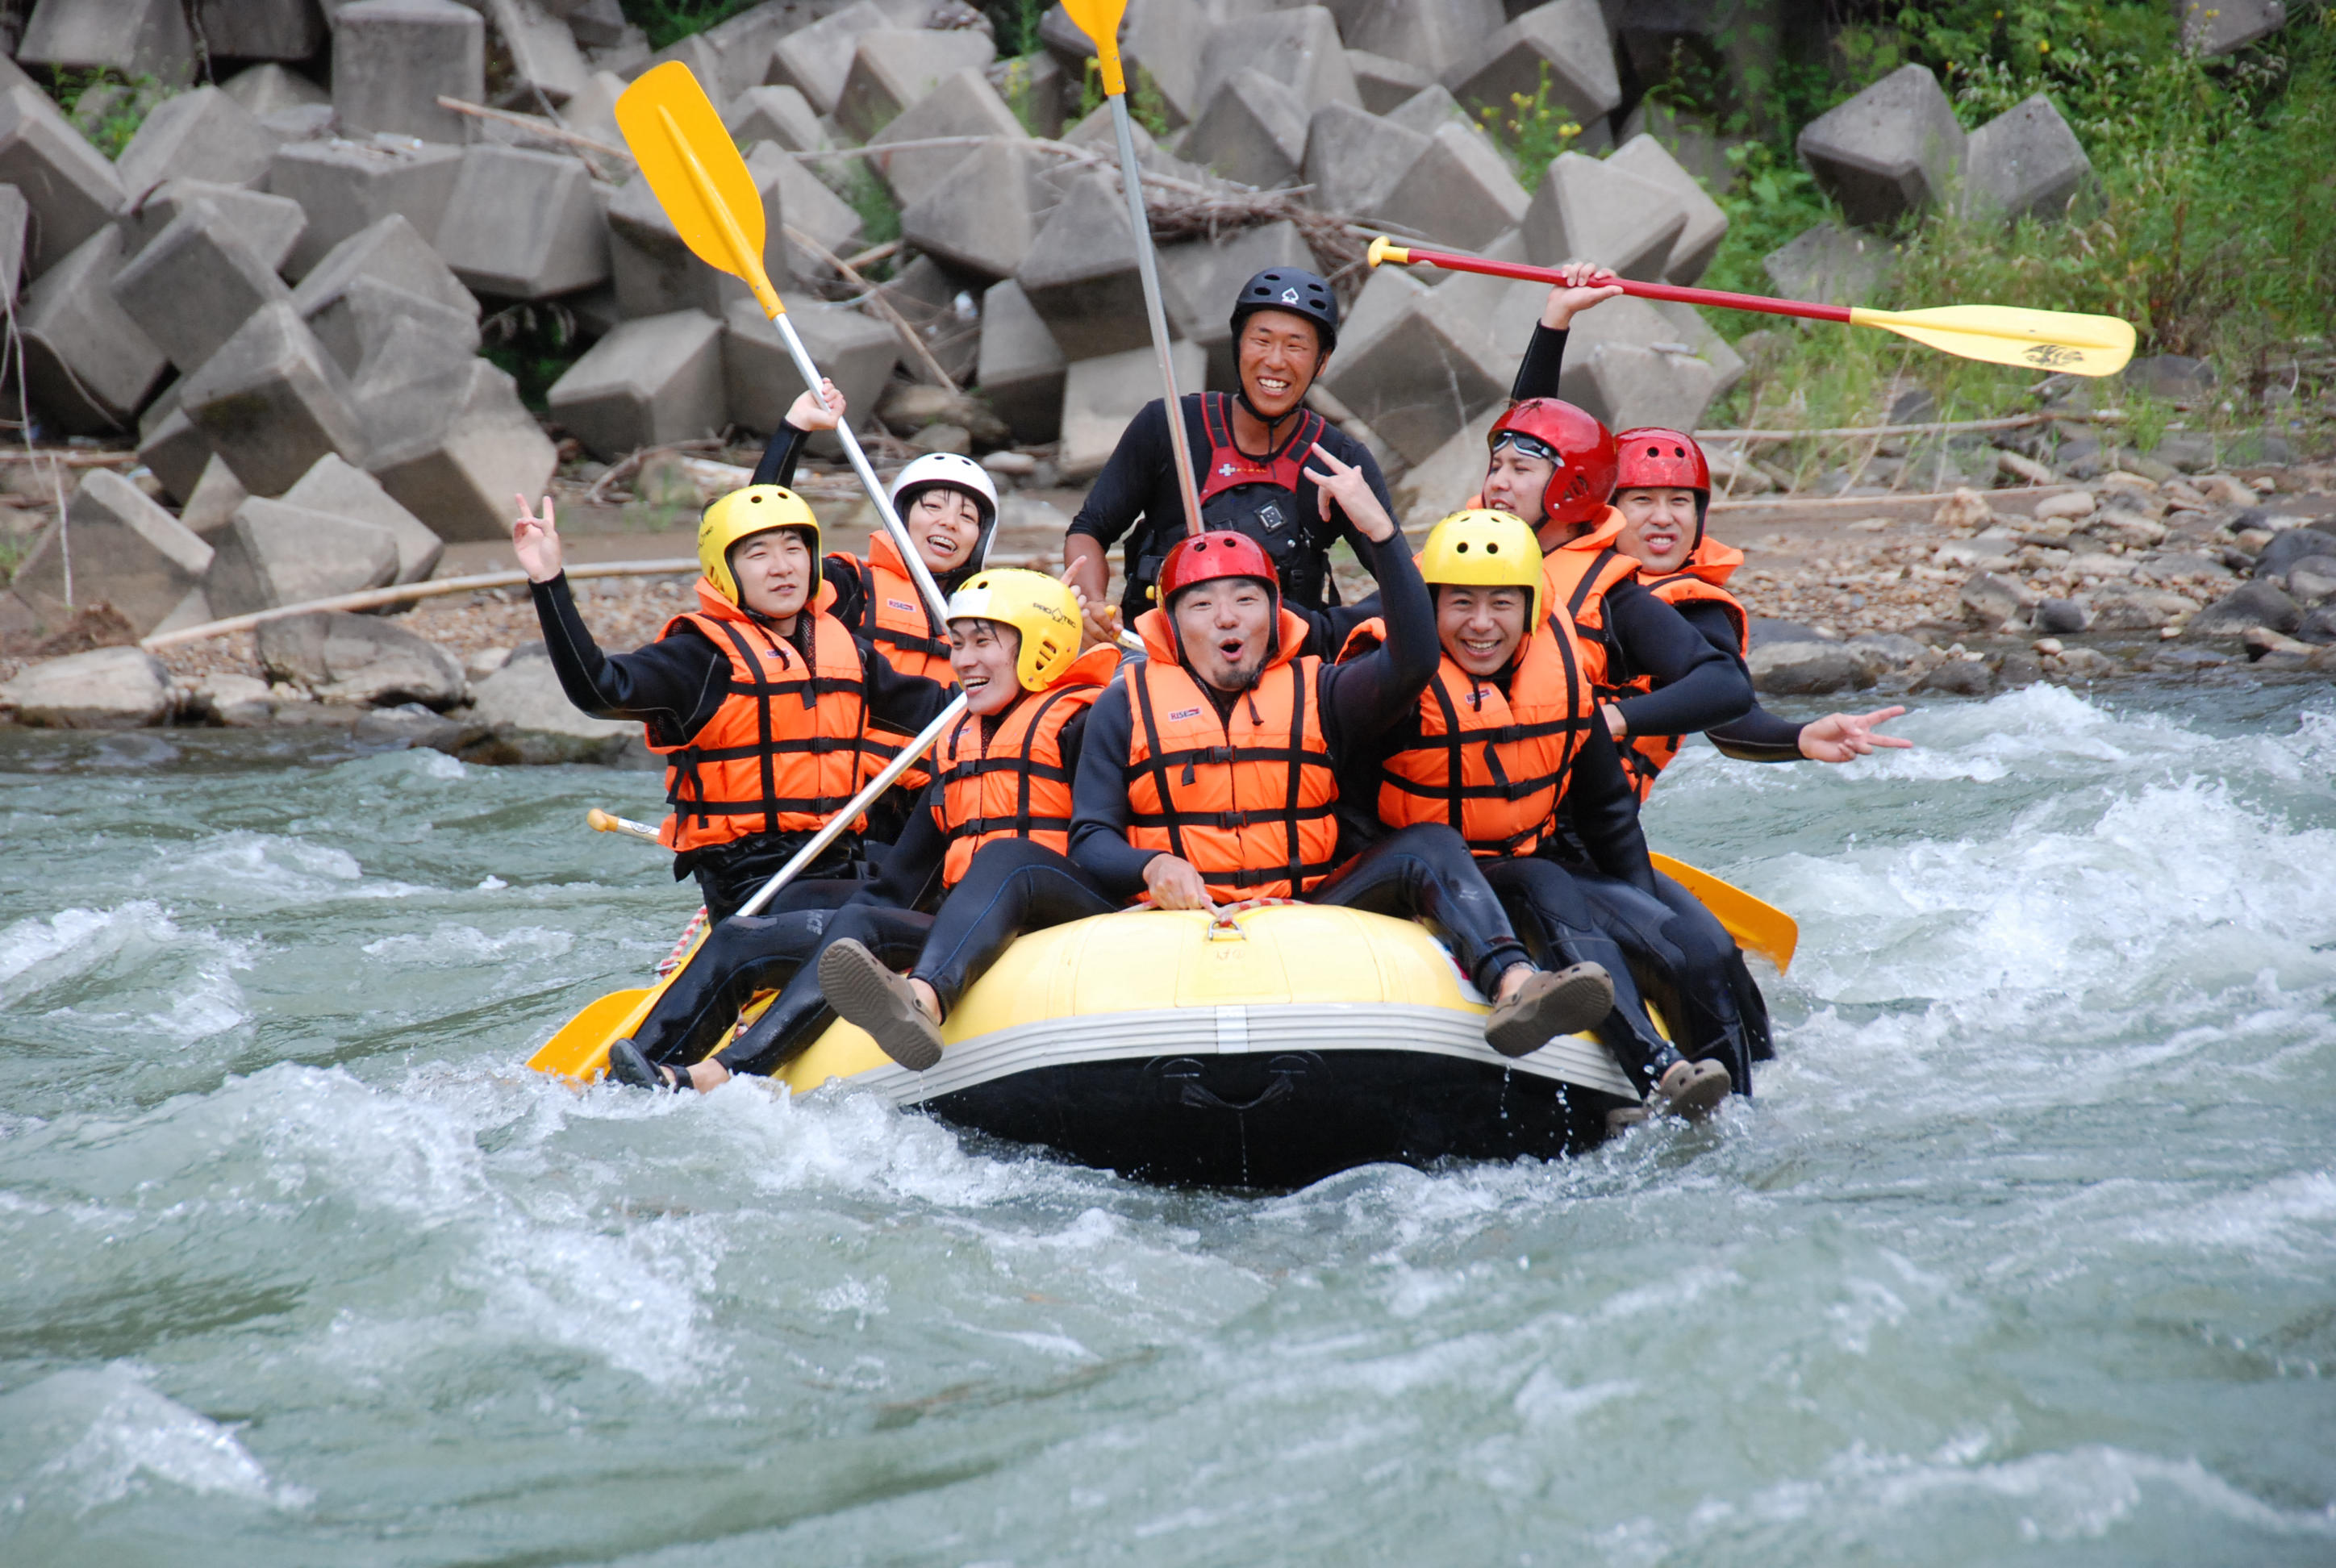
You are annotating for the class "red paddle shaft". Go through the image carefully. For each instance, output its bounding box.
[1384,244,1857,326]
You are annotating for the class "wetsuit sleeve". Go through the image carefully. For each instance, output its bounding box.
[528,573,728,744]
[1706,708,1808,761]
[1068,683,1158,898]
[1318,537,1435,759]
[1562,724,1658,894]
[1066,398,1166,548]
[849,780,949,911]
[822,553,866,629]
[1510,323,1569,402]
[859,638,953,735]
[1603,580,1754,738]
[749,419,808,487]
[1056,707,1089,778]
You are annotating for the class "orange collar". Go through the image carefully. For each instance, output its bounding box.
[1540,506,1629,555]
[1673,533,1743,587]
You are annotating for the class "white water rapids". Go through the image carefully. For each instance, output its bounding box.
[2,682,2331,1565]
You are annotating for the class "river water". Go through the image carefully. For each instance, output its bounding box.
[2,681,2332,1566]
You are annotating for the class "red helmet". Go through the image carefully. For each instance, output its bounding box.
[1158,528,1279,608]
[1613,427,1710,495]
[1486,399,1617,528]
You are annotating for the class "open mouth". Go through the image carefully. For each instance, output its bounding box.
[1216,637,1247,662]
[1458,636,1507,661]
[1254,376,1292,398]
[924,531,962,558]
[960,670,991,694]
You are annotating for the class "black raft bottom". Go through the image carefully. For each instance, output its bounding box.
[917,1050,1632,1192]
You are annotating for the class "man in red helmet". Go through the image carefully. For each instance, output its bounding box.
[1070,456,1619,1057]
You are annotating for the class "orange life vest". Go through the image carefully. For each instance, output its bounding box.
[931,645,1120,888]
[1537,506,1639,690]
[838,532,957,792]
[1349,613,1598,857]
[651,579,872,853]
[1123,606,1340,902]
[1610,536,1750,802]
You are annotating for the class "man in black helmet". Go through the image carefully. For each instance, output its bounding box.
[1064,267,1397,642]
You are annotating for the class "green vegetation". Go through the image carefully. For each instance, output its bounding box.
[482,304,582,413]
[1620,1,2335,444]
[1474,64,1586,183]
[981,0,1050,58]
[839,161,902,255]
[996,53,1052,138]
[1078,58,1170,137]
[48,70,177,159]
[619,0,761,51]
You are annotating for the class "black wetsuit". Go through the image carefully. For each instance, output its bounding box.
[1068,536,1545,999]
[528,407,952,920]
[1068,393,1395,626]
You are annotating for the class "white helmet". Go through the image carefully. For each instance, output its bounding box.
[889,452,1001,569]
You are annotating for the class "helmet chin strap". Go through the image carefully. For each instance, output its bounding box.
[1231,355,1324,449]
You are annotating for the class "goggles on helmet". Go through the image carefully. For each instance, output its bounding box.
[1490,429,1562,466]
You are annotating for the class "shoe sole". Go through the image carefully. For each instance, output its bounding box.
[1484,963,1616,1057]
[1655,1060,1732,1122]
[605,1039,661,1090]
[818,940,942,1071]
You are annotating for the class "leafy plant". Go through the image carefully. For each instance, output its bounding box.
[619,0,762,51]
[482,303,582,413]
[996,54,1050,138]
[1469,63,1582,184]
[981,0,1050,58]
[50,70,177,159]
[839,161,902,253]
[1077,57,1170,137]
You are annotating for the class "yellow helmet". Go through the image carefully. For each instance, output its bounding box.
[944,568,1082,691]
[1418,507,1544,626]
[697,485,820,607]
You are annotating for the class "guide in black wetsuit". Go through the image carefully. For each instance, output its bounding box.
[1064,268,1395,639]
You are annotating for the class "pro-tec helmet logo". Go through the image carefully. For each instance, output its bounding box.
[1279,287,1301,304]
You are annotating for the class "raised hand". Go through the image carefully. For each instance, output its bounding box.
[786,377,845,432]
[1303,441,1395,543]
[512,492,562,583]
[1798,706,1913,763]
[1542,261,1625,330]
[1063,562,1121,647]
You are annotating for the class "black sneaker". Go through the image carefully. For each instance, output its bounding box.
[607,1038,680,1091]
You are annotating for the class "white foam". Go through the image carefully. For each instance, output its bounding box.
[359,924,574,966]
[1,1364,309,1514]
[0,902,253,1042]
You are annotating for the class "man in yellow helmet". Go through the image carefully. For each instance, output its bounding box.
[1341,509,1731,1121]
[615,569,1124,1087]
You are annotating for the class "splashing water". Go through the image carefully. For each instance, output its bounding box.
[2,691,2330,1566]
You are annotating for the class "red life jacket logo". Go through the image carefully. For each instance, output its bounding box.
[1166,707,1203,721]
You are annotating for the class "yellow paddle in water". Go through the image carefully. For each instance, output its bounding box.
[1650,853,1798,973]
[614,62,957,626]
[1366,238,2137,377]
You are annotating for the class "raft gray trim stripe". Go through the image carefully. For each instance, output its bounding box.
[845,1003,1641,1105]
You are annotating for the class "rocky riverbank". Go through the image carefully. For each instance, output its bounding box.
[3,457,2332,757]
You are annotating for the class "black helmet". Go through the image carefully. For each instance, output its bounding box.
[1229,268,1337,356]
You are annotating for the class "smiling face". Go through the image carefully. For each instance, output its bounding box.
[1435,584,1531,678]
[1235,309,1323,420]
[947,617,1022,715]
[905,486,983,574]
[728,528,814,624]
[1612,487,1701,572]
[1170,578,1276,693]
[1481,448,1554,532]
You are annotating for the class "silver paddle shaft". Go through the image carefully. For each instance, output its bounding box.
[732,693,970,919]
[767,310,955,628]
[1106,95,1204,540]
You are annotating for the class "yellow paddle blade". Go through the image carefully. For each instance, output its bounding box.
[1849,303,2136,377]
[1650,853,1798,974]
[615,62,780,311]
[527,987,652,1080]
[1060,0,1129,94]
